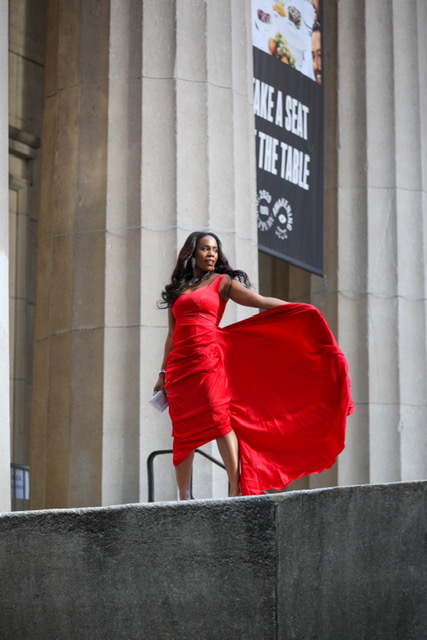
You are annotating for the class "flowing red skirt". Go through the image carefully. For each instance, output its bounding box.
[219,304,354,495]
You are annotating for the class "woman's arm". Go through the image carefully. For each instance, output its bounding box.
[153,307,175,393]
[227,278,288,309]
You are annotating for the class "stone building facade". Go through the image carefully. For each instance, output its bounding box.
[1,0,426,511]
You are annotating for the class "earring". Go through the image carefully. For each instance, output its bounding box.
[190,257,196,269]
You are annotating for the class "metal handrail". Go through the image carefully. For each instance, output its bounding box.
[147,448,226,502]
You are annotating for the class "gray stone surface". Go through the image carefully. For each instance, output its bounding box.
[0,497,276,640]
[0,482,426,639]
[277,482,427,640]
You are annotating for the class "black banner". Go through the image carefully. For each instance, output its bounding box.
[252,1,323,275]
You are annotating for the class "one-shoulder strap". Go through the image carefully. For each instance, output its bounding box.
[216,273,232,299]
[207,273,226,291]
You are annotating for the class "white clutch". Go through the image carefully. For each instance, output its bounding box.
[148,390,169,413]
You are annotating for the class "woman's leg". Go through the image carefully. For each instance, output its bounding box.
[175,451,195,500]
[216,430,241,497]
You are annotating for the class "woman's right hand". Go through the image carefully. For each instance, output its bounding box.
[153,373,165,394]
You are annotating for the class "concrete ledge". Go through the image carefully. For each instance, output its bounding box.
[0,482,426,639]
[275,482,427,640]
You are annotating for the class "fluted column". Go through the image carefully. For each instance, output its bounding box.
[333,0,369,486]
[100,0,143,506]
[0,0,10,512]
[392,0,427,480]
[30,0,110,509]
[329,0,427,485]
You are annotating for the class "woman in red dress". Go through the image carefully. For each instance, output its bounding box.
[154,231,354,500]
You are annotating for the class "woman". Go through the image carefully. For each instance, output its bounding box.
[154,231,354,499]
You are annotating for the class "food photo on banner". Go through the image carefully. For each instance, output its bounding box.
[252,0,323,275]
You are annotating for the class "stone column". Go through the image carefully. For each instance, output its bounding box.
[392,0,427,480]
[327,0,427,485]
[333,0,370,486]
[30,0,257,508]
[30,0,110,508]
[0,0,10,512]
[99,0,143,507]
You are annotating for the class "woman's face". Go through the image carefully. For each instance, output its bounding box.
[193,235,218,274]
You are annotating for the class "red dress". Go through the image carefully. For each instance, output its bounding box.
[166,274,354,496]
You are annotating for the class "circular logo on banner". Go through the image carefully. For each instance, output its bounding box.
[272,198,293,240]
[256,190,293,241]
[256,189,274,231]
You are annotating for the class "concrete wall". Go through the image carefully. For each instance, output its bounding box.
[0,482,425,639]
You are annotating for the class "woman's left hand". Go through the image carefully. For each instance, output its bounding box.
[153,373,165,394]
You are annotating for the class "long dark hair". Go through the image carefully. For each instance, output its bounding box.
[159,231,251,308]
